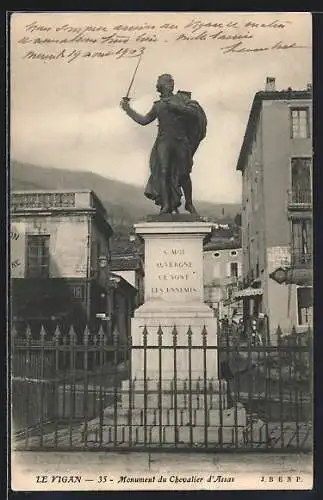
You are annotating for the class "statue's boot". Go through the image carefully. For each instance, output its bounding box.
[159,176,170,214]
[185,202,198,214]
[160,206,170,214]
[181,175,198,214]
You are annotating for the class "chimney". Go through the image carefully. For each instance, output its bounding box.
[265,77,276,91]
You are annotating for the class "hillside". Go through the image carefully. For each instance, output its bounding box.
[11,161,241,223]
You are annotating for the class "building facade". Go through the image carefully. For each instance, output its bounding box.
[236,79,312,334]
[203,242,243,319]
[110,254,145,308]
[11,190,136,338]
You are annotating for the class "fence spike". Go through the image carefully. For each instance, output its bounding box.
[83,325,90,345]
[171,325,178,347]
[172,325,178,336]
[98,324,105,342]
[142,326,148,347]
[276,325,283,343]
[113,326,119,343]
[68,325,77,343]
[53,324,61,344]
[40,324,46,343]
[11,325,18,339]
[25,324,32,341]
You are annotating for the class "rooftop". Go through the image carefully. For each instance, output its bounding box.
[110,234,143,257]
[236,87,312,173]
[110,254,142,272]
[109,271,137,291]
[204,238,241,251]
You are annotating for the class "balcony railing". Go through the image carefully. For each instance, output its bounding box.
[287,189,312,210]
[12,192,76,211]
[291,252,312,267]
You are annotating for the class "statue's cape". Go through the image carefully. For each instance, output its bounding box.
[179,95,207,156]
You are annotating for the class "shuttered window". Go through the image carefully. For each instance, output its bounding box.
[26,235,50,278]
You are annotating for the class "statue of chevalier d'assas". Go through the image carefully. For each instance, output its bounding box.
[120,73,207,215]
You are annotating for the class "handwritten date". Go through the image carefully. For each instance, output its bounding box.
[23,46,146,63]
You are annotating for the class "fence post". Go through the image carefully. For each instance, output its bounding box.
[142,325,148,447]
[98,324,105,448]
[83,325,90,449]
[113,326,120,447]
[25,325,32,448]
[202,325,208,447]
[172,325,179,446]
[53,325,60,447]
[39,325,46,447]
[157,325,163,446]
[276,325,285,449]
[295,328,301,450]
[68,325,77,448]
[265,314,270,345]
[11,325,18,436]
[186,325,193,447]
[128,330,133,446]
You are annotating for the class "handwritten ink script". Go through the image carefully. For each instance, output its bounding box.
[15,17,310,63]
[11,231,23,271]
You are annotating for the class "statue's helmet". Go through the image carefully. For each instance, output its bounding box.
[157,73,174,91]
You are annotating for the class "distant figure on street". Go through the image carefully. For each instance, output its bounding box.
[250,316,263,346]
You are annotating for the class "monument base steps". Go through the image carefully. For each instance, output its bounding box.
[82,378,247,446]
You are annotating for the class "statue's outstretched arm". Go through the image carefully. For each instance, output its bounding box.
[120,99,157,125]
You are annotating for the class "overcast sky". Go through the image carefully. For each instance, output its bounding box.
[11,12,311,203]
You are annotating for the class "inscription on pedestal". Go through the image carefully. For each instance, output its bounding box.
[146,239,202,302]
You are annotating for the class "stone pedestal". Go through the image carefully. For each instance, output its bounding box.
[131,216,218,380]
[83,216,247,446]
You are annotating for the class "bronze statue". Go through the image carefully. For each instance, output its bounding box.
[120,74,207,214]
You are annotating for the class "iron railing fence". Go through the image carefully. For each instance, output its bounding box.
[11,323,312,453]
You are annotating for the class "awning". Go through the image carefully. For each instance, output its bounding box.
[233,287,264,299]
